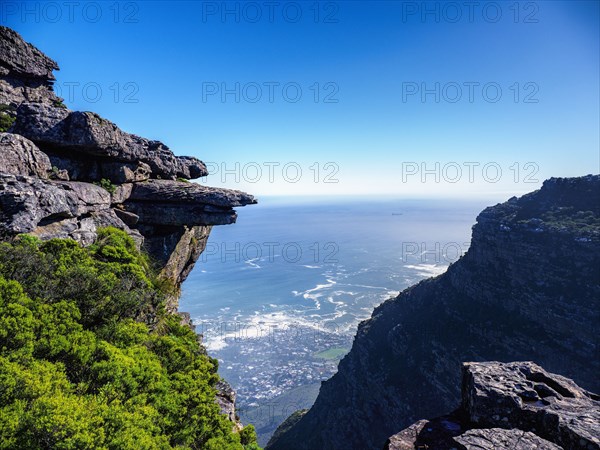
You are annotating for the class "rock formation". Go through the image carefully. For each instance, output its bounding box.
[0,26,256,304]
[385,361,599,450]
[267,175,600,450]
[0,26,256,427]
[0,26,60,107]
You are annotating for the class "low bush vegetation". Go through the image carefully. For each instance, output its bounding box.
[0,104,15,132]
[0,228,260,449]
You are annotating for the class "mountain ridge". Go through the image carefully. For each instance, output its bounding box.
[267,174,600,450]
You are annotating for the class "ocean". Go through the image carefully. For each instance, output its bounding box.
[179,196,489,444]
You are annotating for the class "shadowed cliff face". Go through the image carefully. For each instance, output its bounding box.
[0,26,256,303]
[267,175,600,450]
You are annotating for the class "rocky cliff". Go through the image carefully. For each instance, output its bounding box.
[267,175,600,450]
[0,26,256,430]
[0,26,255,308]
[385,361,599,450]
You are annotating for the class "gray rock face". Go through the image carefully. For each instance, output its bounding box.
[0,26,58,79]
[12,103,208,181]
[0,132,51,178]
[0,26,61,107]
[138,224,213,312]
[123,180,256,228]
[216,380,243,431]
[385,362,598,450]
[385,421,562,450]
[454,429,562,450]
[385,420,434,450]
[0,173,139,246]
[268,176,600,450]
[0,26,255,290]
[128,179,256,208]
[49,154,151,183]
[463,361,600,449]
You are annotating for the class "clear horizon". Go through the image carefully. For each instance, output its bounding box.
[3,0,599,196]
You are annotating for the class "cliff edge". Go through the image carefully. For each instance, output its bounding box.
[0,26,256,305]
[268,175,600,450]
[0,25,256,431]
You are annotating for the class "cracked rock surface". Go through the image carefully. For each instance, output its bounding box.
[384,362,599,450]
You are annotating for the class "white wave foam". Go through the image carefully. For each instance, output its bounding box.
[244,258,262,269]
[404,264,448,277]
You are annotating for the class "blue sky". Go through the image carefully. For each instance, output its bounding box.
[2,1,599,197]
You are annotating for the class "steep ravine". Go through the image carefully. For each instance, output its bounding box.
[268,175,600,450]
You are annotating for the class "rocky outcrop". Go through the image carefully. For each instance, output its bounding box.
[0,132,51,178]
[455,429,562,450]
[0,173,142,246]
[1,25,255,433]
[0,26,255,291]
[216,380,243,431]
[462,362,599,449]
[385,361,599,450]
[11,103,208,181]
[268,175,600,450]
[0,26,61,108]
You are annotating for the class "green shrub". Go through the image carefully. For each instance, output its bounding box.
[52,99,67,109]
[0,229,260,449]
[95,178,117,194]
[0,105,15,132]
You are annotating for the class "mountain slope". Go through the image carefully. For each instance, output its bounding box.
[267,175,600,450]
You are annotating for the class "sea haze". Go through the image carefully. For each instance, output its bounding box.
[179,196,488,443]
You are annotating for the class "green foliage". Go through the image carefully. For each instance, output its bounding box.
[95,178,117,194]
[0,229,260,449]
[240,425,258,446]
[538,207,600,235]
[52,99,67,109]
[177,177,191,183]
[0,104,15,132]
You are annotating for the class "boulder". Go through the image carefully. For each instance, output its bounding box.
[463,361,600,449]
[454,428,562,450]
[0,173,139,245]
[0,132,51,178]
[12,103,208,180]
[385,362,600,450]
